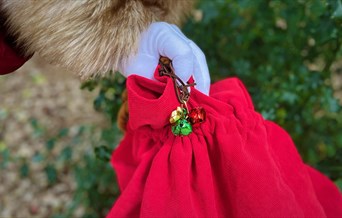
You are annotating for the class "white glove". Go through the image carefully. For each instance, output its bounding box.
[121,22,210,95]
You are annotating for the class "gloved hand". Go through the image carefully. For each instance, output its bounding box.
[121,22,210,95]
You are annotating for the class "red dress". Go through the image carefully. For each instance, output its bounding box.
[107,67,342,217]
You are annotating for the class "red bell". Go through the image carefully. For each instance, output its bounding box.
[188,107,206,127]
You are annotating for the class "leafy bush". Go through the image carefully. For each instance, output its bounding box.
[183,0,342,181]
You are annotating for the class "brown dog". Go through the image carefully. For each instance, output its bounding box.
[1,0,194,78]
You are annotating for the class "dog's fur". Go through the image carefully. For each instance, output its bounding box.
[1,0,194,78]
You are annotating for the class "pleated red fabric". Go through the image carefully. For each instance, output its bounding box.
[107,66,342,217]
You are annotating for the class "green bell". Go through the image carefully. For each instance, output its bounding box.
[171,119,192,136]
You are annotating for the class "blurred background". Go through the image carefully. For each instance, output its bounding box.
[1,0,342,217]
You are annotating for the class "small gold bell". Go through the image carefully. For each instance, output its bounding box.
[169,106,184,124]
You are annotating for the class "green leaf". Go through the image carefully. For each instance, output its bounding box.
[31,73,47,85]
[58,128,69,138]
[335,179,342,191]
[58,146,73,161]
[32,152,44,163]
[81,79,99,91]
[20,162,30,178]
[94,146,112,162]
[30,118,45,138]
[0,109,8,120]
[0,141,6,152]
[45,164,58,185]
[332,0,342,20]
[45,138,56,151]
[0,149,10,169]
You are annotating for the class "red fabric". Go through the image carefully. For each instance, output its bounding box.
[0,31,28,75]
[108,66,342,217]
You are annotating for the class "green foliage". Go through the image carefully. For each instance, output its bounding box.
[81,72,126,123]
[183,0,342,181]
[0,146,11,169]
[94,145,113,162]
[44,164,58,185]
[19,161,30,178]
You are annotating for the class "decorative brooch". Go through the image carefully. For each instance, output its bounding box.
[158,57,206,136]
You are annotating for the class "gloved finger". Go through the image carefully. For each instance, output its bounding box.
[171,53,194,84]
[169,24,210,95]
[156,23,193,83]
[188,40,210,95]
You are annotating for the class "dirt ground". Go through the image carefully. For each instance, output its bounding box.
[0,56,107,218]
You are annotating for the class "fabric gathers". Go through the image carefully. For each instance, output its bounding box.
[107,67,342,217]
